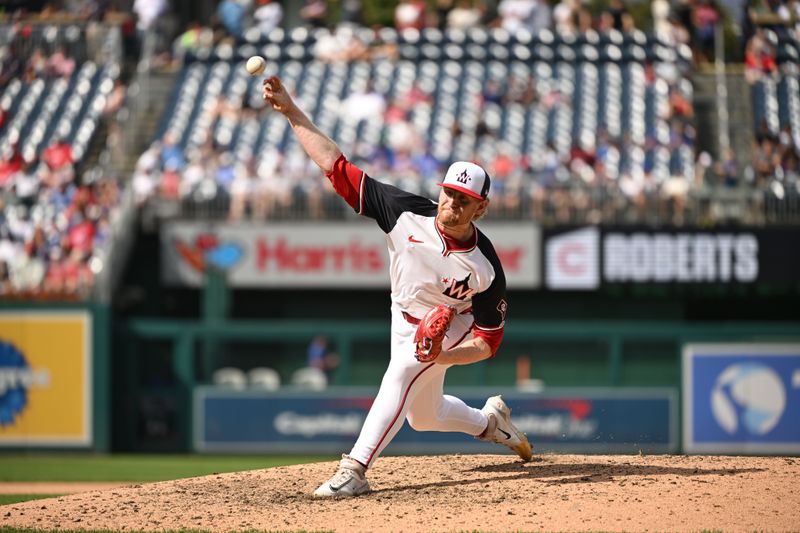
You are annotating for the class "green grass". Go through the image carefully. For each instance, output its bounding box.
[0,454,330,482]
[0,495,58,505]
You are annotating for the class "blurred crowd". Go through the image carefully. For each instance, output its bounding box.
[134,56,702,226]
[0,146,123,300]
[0,7,129,300]
[741,2,800,206]
[1,0,799,298]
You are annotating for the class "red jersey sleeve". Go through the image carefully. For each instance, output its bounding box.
[325,153,365,211]
[473,326,504,358]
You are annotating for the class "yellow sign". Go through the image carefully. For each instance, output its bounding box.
[0,312,91,446]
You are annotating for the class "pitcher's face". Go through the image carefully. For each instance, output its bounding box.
[436,187,487,227]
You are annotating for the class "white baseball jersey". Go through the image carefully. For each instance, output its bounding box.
[327,154,507,354]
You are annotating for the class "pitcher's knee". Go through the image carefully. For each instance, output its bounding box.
[406,412,438,432]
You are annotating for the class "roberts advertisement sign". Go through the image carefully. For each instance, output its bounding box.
[545,227,800,290]
[162,222,540,288]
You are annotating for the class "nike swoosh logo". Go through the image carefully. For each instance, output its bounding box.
[498,428,511,440]
[408,235,424,244]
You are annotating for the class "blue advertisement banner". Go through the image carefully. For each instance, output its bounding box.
[194,388,677,454]
[683,344,800,454]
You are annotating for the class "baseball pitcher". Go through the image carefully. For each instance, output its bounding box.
[262,75,532,498]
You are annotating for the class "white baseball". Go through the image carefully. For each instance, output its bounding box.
[245,55,266,76]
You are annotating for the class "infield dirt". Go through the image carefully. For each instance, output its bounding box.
[1,453,798,532]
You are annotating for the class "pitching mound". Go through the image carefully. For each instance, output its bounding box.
[2,454,798,532]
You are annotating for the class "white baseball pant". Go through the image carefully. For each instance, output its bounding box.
[348,304,489,468]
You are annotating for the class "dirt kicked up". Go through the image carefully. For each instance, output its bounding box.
[2,454,798,532]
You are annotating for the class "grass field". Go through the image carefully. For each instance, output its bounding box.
[0,454,329,483]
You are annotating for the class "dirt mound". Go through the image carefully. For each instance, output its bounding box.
[2,454,798,532]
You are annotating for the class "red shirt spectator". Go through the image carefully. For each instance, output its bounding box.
[43,140,73,170]
[160,167,181,199]
[0,147,23,186]
[68,218,96,254]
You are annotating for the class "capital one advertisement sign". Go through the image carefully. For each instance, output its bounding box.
[545,227,800,289]
[161,222,540,288]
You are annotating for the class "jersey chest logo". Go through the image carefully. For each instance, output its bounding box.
[442,273,475,300]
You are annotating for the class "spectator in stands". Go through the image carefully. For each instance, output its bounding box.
[497,0,551,35]
[46,45,76,78]
[9,159,40,207]
[713,148,739,187]
[214,151,237,196]
[340,0,364,25]
[216,0,248,39]
[692,0,721,62]
[228,155,255,221]
[753,135,780,186]
[132,140,161,205]
[744,28,778,83]
[254,147,293,218]
[341,81,386,122]
[179,148,207,200]
[42,135,74,173]
[605,0,635,32]
[0,43,24,87]
[314,26,370,63]
[103,78,127,116]
[481,78,504,106]
[0,259,10,295]
[652,0,672,39]
[133,0,168,68]
[299,0,328,29]
[171,21,213,67]
[552,0,578,36]
[0,143,24,187]
[307,336,340,382]
[25,47,48,81]
[160,132,186,172]
[160,159,182,200]
[253,0,283,36]
[395,0,428,31]
[445,0,484,30]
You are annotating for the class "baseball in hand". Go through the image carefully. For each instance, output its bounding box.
[245,55,267,76]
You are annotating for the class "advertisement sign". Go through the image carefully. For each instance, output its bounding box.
[683,343,800,454]
[0,312,92,446]
[545,227,600,289]
[194,388,677,454]
[544,227,800,290]
[162,222,540,288]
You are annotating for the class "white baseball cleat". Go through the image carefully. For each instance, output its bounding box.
[479,395,533,462]
[312,454,370,498]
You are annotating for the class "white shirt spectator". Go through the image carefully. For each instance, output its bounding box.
[341,88,386,122]
[499,0,550,36]
[447,2,482,30]
[133,0,167,31]
[0,234,19,264]
[254,0,283,35]
[552,0,576,36]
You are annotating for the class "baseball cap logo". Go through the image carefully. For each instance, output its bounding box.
[437,162,491,200]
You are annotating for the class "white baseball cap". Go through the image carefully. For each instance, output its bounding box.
[437,161,491,200]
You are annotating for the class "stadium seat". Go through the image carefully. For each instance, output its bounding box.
[291,367,328,391]
[212,367,248,390]
[248,367,281,390]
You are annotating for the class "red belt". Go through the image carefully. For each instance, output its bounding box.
[402,311,421,325]
[402,308,472,325]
